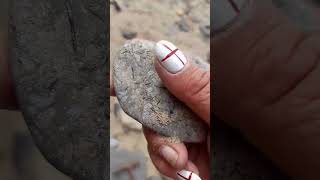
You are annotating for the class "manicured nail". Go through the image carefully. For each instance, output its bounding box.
[213,0,246,32]
[176,170,201,180]
[154,40,187,74]
[159,145,178,167]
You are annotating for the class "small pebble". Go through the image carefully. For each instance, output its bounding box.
[110,138,119,148]
[199,24,210,37]
[176,18,191,32]
[176,8,185,16]
[122,30,137,40]
[110,0,122,12]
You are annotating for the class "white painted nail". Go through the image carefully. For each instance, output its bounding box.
[154,40,187,74]
[213,0,246,32]
[176,170,201,180]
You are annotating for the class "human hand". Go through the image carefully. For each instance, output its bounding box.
[143,41,210,179]
[110,40,210,179]
[213,1,320,179]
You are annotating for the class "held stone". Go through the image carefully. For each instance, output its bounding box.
[113,39,207,143]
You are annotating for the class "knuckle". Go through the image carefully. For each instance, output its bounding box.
[183,67,210,104]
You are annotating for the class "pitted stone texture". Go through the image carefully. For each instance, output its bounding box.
[10,0,108,179]
[113,39,207,142]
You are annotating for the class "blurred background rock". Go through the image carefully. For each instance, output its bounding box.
[1,0,70,179]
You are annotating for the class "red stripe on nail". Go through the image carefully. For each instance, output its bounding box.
[188,172,193,180]
[177,172,193,180]
[161,43,173,51]
[177,172,189,180]
[161,43,185,65]
[161,48,179,62]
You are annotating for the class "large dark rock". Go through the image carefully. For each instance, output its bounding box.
[9,0,109,179]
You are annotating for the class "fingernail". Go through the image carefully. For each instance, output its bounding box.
[159,145,178,167]
[176,170,202,180]
[213,0,246,32]
[154,40,187,74]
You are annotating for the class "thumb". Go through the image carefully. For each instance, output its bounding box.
[154,40,210,125]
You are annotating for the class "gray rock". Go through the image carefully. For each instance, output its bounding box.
[110,0,122,12]
[10,0,108,179]
[175,17,191,32]
[121,30,137,40]
[113,39,207,142]
[199,24,210,38]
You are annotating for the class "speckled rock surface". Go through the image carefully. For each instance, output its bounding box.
[113,39,207,142]
[10,0,108,179]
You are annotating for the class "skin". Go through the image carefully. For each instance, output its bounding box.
[145,60,210,179]
[213,1,320,179]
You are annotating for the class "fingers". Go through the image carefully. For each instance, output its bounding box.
[143,128,198,177]
[154,40,210,125]
[144,127,188,168]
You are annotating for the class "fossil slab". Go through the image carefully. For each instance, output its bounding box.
[113,39,207,142]
[10,0,108,179]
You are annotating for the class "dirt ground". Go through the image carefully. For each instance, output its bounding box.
[110,0,210,179]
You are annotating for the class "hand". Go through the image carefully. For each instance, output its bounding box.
[110,41,210,179]
[144,40,210,179]
[213,1,320,179]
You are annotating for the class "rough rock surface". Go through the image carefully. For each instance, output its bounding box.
[10,0,108,179]
[113,39,207,142]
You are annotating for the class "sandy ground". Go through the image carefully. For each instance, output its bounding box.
[110,0,210,179]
